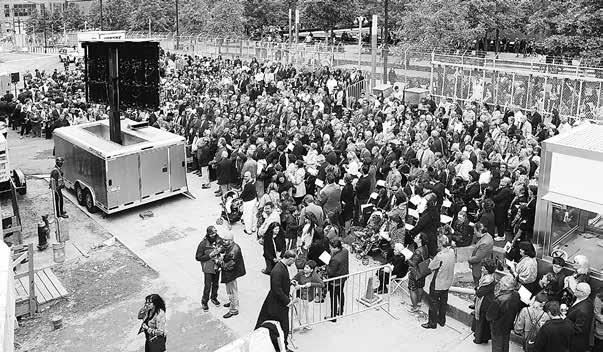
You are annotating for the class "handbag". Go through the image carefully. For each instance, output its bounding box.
[415,250,432,280]
[147,334,167,352]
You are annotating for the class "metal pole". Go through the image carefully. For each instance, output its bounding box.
[107,47,122,144]
[175,0,179,50]
[148,18,151,37]
[43,5,47,53]
[371,14,377,89]
[99,0,103,31]
[295,9,299,45]
[383,0,389,85]
[288,9,292,46]
[357,18,362,69]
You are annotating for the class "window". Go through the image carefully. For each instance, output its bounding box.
[13,4,37,17]
[4,5,9,18]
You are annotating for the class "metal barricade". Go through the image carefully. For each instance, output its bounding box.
[345,79,370,108]
[289,263,396,341]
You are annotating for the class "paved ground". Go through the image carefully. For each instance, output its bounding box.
[0,52,62,77]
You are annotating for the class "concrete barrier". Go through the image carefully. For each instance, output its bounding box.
[0,240,15,352]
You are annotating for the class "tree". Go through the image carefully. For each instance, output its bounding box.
[526,0,603,58]
[393,0,476,48]
[179,0,210,33]
[243,0,289,33]
[88,0,133,31]
[128,0,175,32]
[300,0,357,35]
[205,0,244,36]
[465,0,520,52]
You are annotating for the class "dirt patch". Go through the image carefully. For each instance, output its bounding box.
[32,148,54,160]
[14,242,158,351]
[145,227,187,247]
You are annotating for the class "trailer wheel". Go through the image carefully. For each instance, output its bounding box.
[84,190,97,213]
[75,184,85,205]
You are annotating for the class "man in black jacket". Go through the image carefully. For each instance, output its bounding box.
[255,250,297,352]
[220,231,246,319]
[565,283,594,352]
[195,226,223,312]
[533,301,572,352]
[326,239,349,322]
[491,177,513,241]
[406,193,440,256]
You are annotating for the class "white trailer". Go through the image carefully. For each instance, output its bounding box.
[53,119,188,214]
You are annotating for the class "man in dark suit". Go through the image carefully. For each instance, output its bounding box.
[255,250,297,352]
[326,239,349,322]
[565,283,594,352]
[491,177,513,241]
[467,223,493,288]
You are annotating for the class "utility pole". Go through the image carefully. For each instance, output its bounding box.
[175,0,179,50]
[294,9,299,45]
[288,9,292,46]
[354,16,367,70]
[99,0,103,31]
[383,0,389,85]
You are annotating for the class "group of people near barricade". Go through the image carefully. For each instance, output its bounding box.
[3,51,602,352]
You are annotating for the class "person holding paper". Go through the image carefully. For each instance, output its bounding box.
[510,242,538,295]
[374,243,409,294]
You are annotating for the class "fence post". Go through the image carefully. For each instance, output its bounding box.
[510,72,516,106]
[576,80,583,117]
[370,14,378,89]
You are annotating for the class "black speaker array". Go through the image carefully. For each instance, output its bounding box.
[82,41,160,109]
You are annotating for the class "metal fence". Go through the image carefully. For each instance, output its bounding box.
[18,32,603,120]
[289,263,395,342]
[431,54,603,121]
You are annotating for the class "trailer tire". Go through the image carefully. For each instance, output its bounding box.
[75,183,85,205]
[84,190,97,213]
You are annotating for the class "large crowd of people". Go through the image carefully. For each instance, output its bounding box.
[1,51,601,352]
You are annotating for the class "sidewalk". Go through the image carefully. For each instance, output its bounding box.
[62,174,521,352]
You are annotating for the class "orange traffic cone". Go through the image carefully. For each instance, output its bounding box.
[358,276,382,307]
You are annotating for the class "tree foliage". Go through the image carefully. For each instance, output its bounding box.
[205,0,245,36]
[300,0,358,34]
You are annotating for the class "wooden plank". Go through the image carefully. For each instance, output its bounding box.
[43,268,69,297]
[33,273,52,304]
[14,278,28,299]
[36,269,61,300]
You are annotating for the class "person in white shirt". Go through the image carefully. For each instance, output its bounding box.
[557,117,572,134]
[455,153,474,182]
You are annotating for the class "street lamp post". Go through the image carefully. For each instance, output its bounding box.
[354,16,367,69]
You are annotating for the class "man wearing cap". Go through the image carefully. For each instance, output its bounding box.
[220,231,246,319]
[195,226,223,312]
[565,282,594,352]
[50,157,68,218]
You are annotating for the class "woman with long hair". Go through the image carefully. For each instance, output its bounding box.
[407,233,429,313]
[138,294,167,352]
[262,223,286,275]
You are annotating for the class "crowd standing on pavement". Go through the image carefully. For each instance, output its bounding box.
[2,52,601,352]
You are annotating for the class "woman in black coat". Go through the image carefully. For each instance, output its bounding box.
[472,259,497,344]
[486,275,522,352]
[340,174,355,235]
[262,223,286,275]
[307,230,330,267]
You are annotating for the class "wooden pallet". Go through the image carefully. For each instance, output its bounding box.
[15,267,68,306]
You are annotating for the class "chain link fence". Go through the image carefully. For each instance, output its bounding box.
[18,31,603,121]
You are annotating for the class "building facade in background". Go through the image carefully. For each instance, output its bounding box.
[0,0,93,37]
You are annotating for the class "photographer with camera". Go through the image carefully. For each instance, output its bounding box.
[195,226,223,312]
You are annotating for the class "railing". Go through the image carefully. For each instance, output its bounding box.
[289,263,395,342]
[345,79,371,108]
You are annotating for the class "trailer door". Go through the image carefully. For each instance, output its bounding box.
[106,154,140,209]
[140,147,169,198]
[169,143,187,192]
